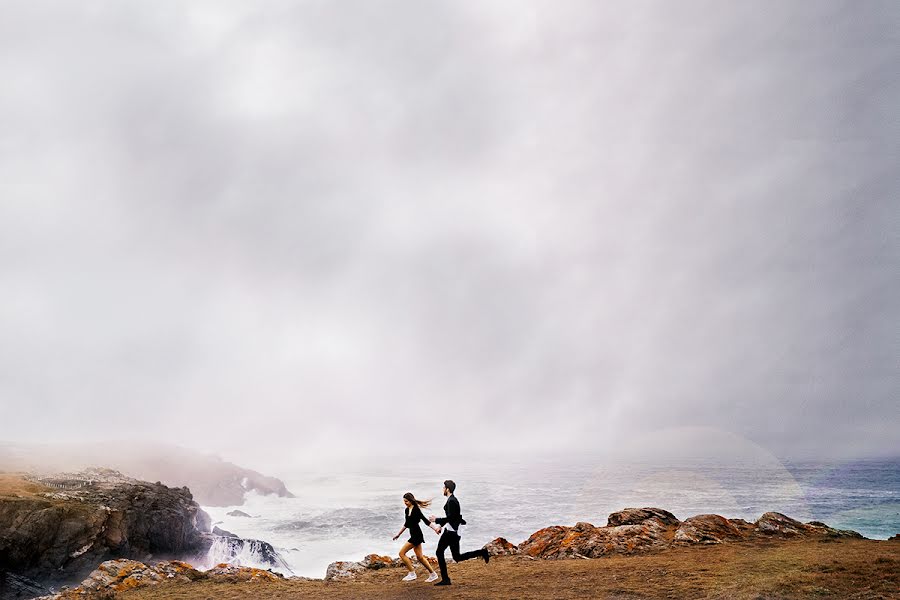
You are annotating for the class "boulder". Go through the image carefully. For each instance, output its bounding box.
[360,554,395,569]
[227,510,253,518]
[755,512,807,536]
[325,560,367,580]
[324,553,436,580]
[674,514,747,544]
[205,563,283,582]
[484,537,519,556]
[518,514,675,559]
[607,508,680,528]
[753,513,860,539]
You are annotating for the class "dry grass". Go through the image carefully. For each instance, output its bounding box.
[0,473,49,498]
[121,538,900,600]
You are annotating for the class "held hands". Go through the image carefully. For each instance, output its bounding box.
[429,515,436,523]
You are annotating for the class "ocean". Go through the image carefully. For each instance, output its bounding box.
[201,456,900,579]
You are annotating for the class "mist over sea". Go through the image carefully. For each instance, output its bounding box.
[203,456,900,578]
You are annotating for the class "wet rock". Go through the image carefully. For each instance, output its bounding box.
[212,526,238,538]
[201,533,292,572]
[34,559,202,599]
[227,510,253,518]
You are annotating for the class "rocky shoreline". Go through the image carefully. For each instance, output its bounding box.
[23,505,889,599]
[3,470,897,600]
[320,506,865,581]
[0,471,288,600]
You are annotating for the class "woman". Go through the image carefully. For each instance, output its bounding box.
[392,492,440,582]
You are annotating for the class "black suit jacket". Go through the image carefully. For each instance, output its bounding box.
[435,494,467,530]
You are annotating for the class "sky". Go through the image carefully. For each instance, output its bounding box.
[0,1,897,470]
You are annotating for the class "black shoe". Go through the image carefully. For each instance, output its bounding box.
[434,580,452,586]
[483,549,490,564]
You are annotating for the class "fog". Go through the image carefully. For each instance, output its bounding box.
[1,1,897,471]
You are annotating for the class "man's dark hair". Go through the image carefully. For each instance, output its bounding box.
[444,479,456,493]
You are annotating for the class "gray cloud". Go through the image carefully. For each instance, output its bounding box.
[1,1,897,469]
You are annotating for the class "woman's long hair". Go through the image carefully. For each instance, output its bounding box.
[403,492,431,509]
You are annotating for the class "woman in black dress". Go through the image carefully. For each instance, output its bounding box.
[392,492,440,582]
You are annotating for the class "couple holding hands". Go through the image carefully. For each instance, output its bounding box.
[391,479,490,586]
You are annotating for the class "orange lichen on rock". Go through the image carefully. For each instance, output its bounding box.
[205,563,284,582]
[360,554,395,569]
[34,559,282,599]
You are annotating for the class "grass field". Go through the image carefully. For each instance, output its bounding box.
[119,538,900,600]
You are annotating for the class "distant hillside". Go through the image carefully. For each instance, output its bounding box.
[0,442,294,506]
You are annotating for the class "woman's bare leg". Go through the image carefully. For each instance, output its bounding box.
[413,544,435,574]
[399,541,415,572]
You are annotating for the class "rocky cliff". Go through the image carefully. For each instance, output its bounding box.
[0,471,286,597]
[0,443,295,507]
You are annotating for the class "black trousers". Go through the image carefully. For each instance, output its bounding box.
[436,530,484,581]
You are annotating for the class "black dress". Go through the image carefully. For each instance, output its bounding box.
[404,505,430,545]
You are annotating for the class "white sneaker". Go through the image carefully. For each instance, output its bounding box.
[425,573,439,583]
[402,572,417,582]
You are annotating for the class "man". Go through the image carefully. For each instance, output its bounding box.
[429,479,489,586]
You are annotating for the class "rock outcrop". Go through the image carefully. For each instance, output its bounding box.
[34,559,286,600]
[0,471,288,593]
[324,553,437,581]
[756,512,862,539]
[517,508,863,559]
[673,514,749,544]
[203,532,292,573]
[484,537,519,556]
[606,507,680,528]
[0,471,211,584]
[0,572,51,600]
[0,442,295,507]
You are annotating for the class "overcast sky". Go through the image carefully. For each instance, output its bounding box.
[0,1,897,469]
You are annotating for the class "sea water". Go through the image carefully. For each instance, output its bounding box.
[201,457,900,578]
